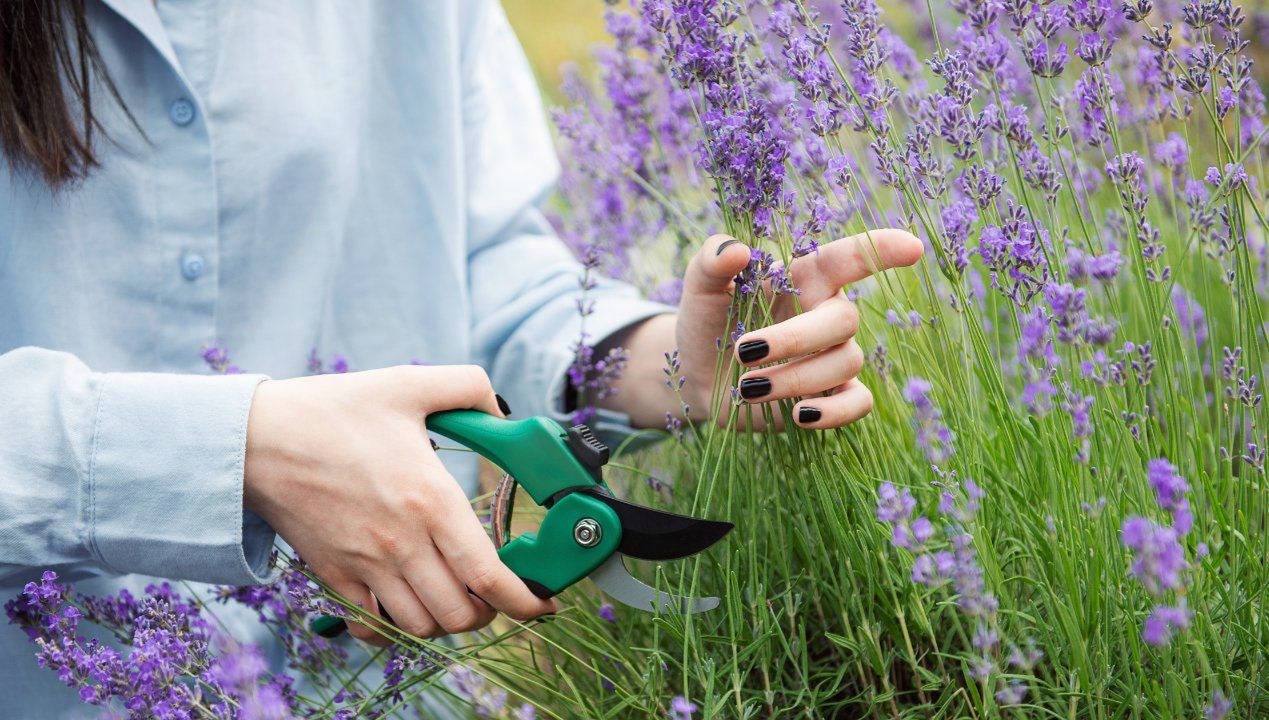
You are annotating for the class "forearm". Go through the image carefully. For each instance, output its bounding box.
[598,314,700,429]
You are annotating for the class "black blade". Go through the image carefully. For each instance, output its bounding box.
[582,490,733,560]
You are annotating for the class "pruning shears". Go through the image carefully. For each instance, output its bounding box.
[311,410,733,638]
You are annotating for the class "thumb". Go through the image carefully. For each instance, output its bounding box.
[683,235,752,298]
[679,235,752,349]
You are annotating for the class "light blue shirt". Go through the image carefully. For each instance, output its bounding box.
[0,0,669,710]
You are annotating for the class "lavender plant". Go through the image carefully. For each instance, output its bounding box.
[495,0,1268,716]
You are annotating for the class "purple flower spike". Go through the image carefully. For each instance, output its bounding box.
[911,517,934,544]
[902,377,955,462]
[1153,132,1189,172]
[995,680,1028,705]
[1171,286,1209,352]
[598,603,617,623]
[911,554,937,584]
[876,482,916,524]
[202,343,243,375]
[1142,603,1191,646]
[1143,457,1196,535]
[1121,516,1187,595]
[670,695,698,719]
[1206,690,1233,720]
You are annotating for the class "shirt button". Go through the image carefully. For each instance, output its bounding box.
[169,98,195,126]
[180,253,205,281]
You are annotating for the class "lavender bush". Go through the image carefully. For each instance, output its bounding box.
[9,0,1268,717]
[503,0,1268,716]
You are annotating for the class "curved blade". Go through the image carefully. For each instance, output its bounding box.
[589,554,719,614]
[582,490,733,561]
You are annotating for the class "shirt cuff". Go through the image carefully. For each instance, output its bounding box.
[540,297,676,454]
[87,371,278,585]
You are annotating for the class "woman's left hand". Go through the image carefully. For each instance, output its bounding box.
[672,230,923,430]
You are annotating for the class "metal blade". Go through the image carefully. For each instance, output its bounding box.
[582,490,733,561]
[589,554,719,614]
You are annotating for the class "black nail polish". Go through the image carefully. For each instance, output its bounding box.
[715,238,742,256]
[739,377,772,400]
[798,407,822,424]
[737,339,769,364]
[495,394,512,416]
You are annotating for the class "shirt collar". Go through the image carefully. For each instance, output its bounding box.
[95,0,186,83]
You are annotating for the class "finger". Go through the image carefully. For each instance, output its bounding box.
[791,228,923,302]
[793,379,875,428]
[735,295,859,366]
[737,340,864,403]
[330,580,393,647]
[685,236,751,363]
[427,480,558,621]
[390,364,503,417]
[684,234,753,296]
[367,575,442,639]
[402,545,497,635]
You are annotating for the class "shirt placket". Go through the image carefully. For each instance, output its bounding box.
[102,0,221,371]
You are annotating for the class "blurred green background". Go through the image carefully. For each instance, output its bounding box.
[503,0,605,101]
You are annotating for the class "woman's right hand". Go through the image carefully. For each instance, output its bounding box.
[242,365,556,646]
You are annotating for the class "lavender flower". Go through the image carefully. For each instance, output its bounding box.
[902,377,955,462]
[876,481,922,549]
[569,248,631,424]
[207,641,292,720]
[1065,246,1123,284]
[1206,690,1233,720]
[1146,458,1193,535]
[1153,132,1189,172]
[670,695,698,719]
[1121,517,1187,595]
[1142,603,1191,646]
[217,564,348,677]
[203,343,243,375]
[995,680,1028,705]
[975,201,1050,305]
[6,573,310,719]
[1007,639,1044,670]
[598,603,617,623]
[939,198,976,273]
[1171,285,1209,351]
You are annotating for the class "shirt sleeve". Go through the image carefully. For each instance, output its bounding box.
[0,347,278,587]
[460,1,675,445]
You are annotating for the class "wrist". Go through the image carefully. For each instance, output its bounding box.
[598,314,689,429]
[242,380,283,518]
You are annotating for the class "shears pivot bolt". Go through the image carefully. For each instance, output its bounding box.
[573,518,602,548]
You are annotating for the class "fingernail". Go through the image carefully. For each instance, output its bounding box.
[798,407,822,424]
[715,238,742,256]
[737,339,769,364]
[739,377,772,400]
[495,394,512,416]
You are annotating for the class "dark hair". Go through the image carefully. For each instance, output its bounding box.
[0,0,133,188]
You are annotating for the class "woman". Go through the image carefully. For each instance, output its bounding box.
[0,0,921,710]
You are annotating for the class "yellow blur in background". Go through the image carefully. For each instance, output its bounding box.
[503,0,606,100]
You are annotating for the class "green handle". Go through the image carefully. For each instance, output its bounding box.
[427,410,602,505]
[496,491,621,596]
[310,411,617,638]
[311,490,620,638]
